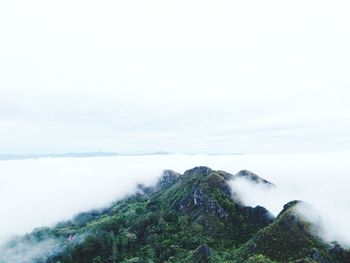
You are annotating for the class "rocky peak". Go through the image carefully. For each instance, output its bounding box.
[277,200,302,218]
[7,167,350,263]
[156,169,180,189]
[183,166,212,178]
[190,244,213,262]
[235,170,274,186]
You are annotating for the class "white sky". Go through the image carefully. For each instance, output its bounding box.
[0,1,350,154]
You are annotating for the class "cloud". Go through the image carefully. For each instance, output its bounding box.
[0,237,63,263]
[229,151,350,247]
[1,152,350,250]
[1,1,350,154]
[0,231,90,263]
[230,177,293,216]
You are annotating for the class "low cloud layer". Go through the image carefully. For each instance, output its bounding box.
[229,151,350,247]
[0,237,63,263]
[0,152,350,250]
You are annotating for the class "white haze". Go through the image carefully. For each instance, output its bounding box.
[1,1,350,154]
[1,153,350,249]
[0,238,63,263]
[229,151,350,247]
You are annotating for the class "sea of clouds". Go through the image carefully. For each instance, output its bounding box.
[0,152,349,260]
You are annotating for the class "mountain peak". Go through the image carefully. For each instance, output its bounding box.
[183,166,212,177]
[4,167,350,263]
[277,200,302,218]
[156,169,180,189]
[235,170,275,186]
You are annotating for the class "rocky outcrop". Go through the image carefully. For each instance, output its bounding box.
[187,244,213,263]
[178,186,228,219]
[240,205,274,225]
[11,166,350,263]
[156,169,180,189]
[235,170,275,186]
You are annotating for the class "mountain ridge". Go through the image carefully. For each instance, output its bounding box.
[1,166,349,263]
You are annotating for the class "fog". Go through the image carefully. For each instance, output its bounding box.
[1,1,350,154]
[1,1,350,261]
[0,237,63,263]
[229,151,350,247]
[1,152,350,249]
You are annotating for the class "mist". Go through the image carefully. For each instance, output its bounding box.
[1,152,350,250]
[1,1,350,155]
[0,237,63,263]
[229,151,350,247]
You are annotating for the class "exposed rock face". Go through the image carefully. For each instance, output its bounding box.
[277,200,302,218]
[157,169,180,189]
[329,243,350,262]
[190,244,213,263]
[178,186,228,219]
[175,166,243,220]
[235,170,275,186]
[309,248,329,263]
[136,183,153,196]
[183,166,213,177]
[240,205,274,225]
[7,166,350,263]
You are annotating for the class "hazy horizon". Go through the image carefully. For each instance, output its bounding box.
[1,152,350,248]
[1,1,350,261]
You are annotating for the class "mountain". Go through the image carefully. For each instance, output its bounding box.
[1,167,349,263]
[0,152,173,160]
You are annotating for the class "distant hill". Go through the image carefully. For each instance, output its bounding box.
[0,152,173,160]
[0,152,246,161]
[1,167,349,262]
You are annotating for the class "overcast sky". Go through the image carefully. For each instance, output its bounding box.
[1,1,350,154]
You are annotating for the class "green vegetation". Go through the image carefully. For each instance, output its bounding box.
[8,167,350,262]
